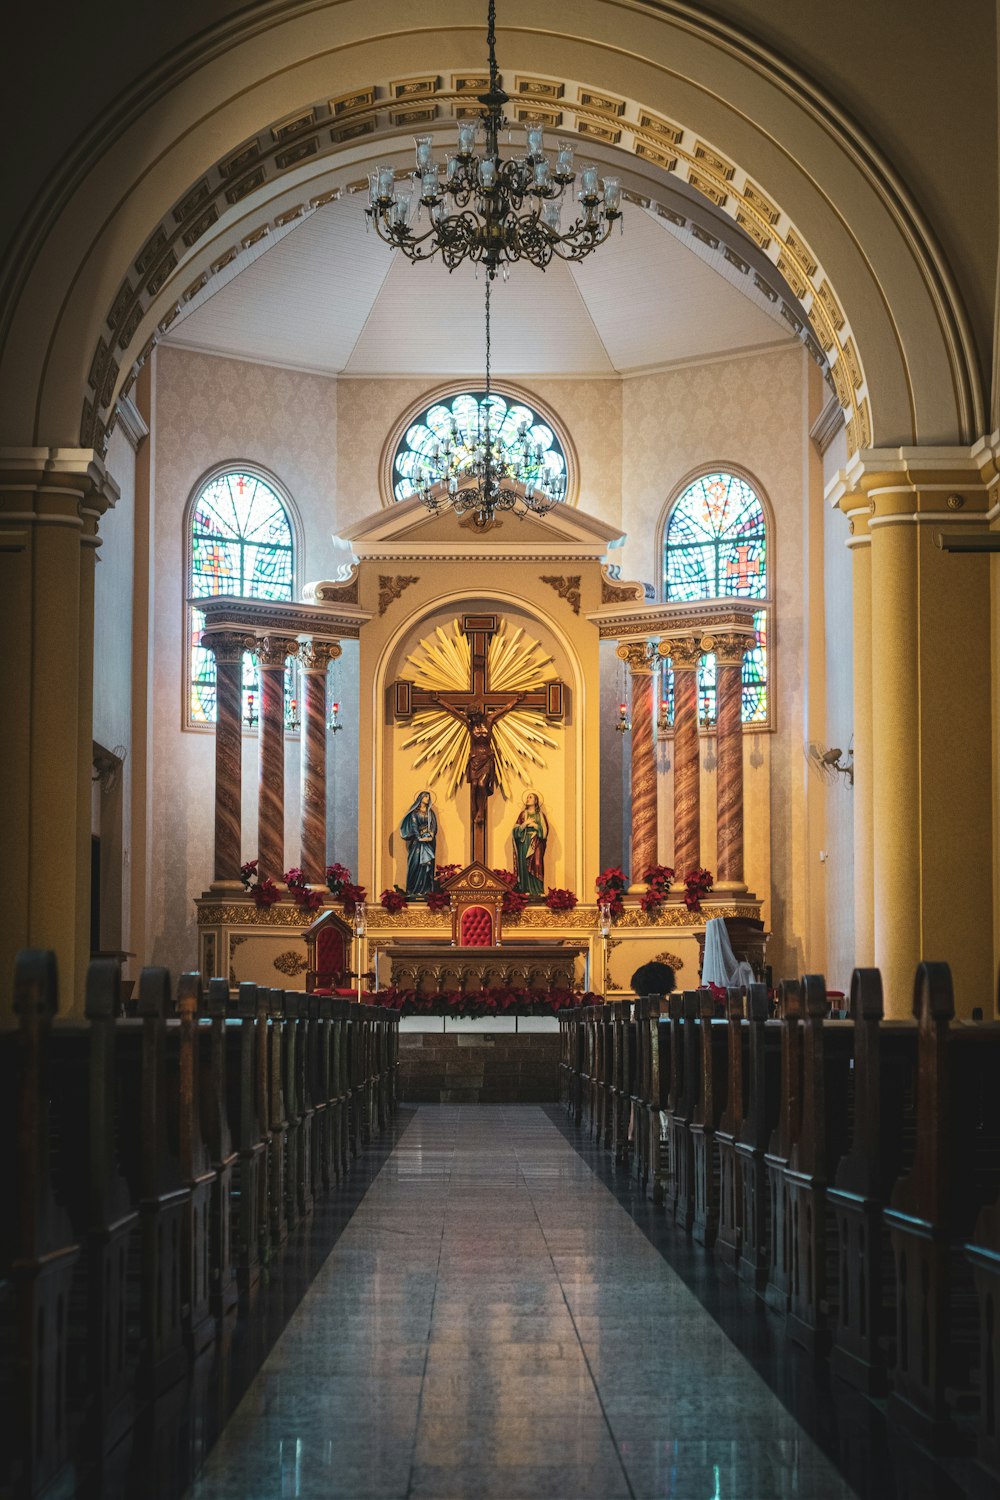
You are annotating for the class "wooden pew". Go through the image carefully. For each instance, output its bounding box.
[667,994,699,1233]
[763,980,804,1313]
[312,995,334,1194]
[610,1000,633,1170]
[202,977,239,1322]
[885,963,1000,1447]
[174,973,218,1360]
[784,974,854,1353]
[651,1005,672,1208]
[281,993,305,1230]
[967,1182,1000,1485]
[829,969,918,1394]
[0,952,82,1500]
[715,988,747,1268]
[735,987,781,1291]
[265,988,289,1249]
[691,994,729,1248]
[227,982,266,1299]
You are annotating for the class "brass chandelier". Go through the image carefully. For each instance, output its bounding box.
[365,0,623,280]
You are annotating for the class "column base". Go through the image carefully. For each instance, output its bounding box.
[713,879,748,895]
[209,879,245,893]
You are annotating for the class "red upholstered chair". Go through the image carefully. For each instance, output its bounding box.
[460,904,494,946]
[303,907,353,993]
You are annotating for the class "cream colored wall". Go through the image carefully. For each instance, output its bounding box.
[335,378,622,531]
[150,345,343,976]
[93,424,136,954]
[821,424,856,991]
[620,343,835,981]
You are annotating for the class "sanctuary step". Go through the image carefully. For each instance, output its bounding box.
[398,1030,560,1103]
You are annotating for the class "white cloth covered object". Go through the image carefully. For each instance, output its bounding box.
[701,916,756,990]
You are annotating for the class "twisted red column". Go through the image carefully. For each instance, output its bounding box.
[618,643,657,882]
[206,631,248,885]
[299,640,341,884]
[663,638,702,877]
[256,636,296,882]
[715,638,750,890]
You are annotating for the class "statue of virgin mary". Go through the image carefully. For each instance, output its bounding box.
[400,790,437,897]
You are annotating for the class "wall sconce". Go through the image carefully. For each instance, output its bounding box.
[243,692,258,729]
[809,740,854,786]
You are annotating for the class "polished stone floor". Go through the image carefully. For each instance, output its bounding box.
[186,1105,861,1499]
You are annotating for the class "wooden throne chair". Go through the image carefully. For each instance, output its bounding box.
[303,906,354,993]
[443,863,509,947]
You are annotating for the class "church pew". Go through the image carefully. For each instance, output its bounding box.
[0,952,82,1500]
[202,978,239,1323]
[226,982,267,1299]
[610,1000,633,1169]
[631,996,659,1195]
[715,988,749,1269]
[885,963,1000,1448]
[332,998,351,1179]
[784,975,855,1354]
[667,994,699,1233]
[966,1181,1000,1485]
[281,993,307,1229]
[311,995,334,1194]
[651,1007,673,1207]
[828,969,918,1395]
[763,980,805,1314]
[691,995,729,1248]
[265,988,290,1250]
[173,973,219,1361]
[596,1005,614,1150]
[45,960,141,1479]
[735,993,782,1291]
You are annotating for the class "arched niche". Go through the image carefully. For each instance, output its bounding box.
[370,593,589,902]
[0,0,985,460]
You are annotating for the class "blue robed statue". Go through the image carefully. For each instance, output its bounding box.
[400,790,438,897]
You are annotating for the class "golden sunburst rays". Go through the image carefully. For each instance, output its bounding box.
[400,619,559,799]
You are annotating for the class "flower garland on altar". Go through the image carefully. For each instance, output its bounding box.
[368,986,597,1017]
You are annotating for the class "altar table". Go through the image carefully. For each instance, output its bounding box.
[382,941,588,994]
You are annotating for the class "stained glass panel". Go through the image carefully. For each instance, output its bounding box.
[662,472,770,725]
[188,471,295,727]
[392,391,567,502]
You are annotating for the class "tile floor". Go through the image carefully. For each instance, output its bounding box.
[187,1105,859,1499]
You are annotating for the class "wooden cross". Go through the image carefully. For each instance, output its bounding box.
[393,614,564,867]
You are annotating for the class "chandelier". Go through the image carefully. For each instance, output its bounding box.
[365,0,623,279]
[411,280,567,528]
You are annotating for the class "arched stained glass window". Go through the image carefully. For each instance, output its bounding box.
[391,390,567,503]
[660,471,770,727]
[187,469,298,728]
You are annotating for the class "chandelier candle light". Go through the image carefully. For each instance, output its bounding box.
[366,0,622,278]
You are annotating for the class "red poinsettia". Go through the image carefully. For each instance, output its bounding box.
[545,887,578,911]
[492,868,518,888]
[325,862,353,896]
[284,867,323,911]
[502,888,529,918]
[426,889,450,914]
[684,867,714,911]
[595,866,627,899]
[380,887,408,914]
[366,985,600,1017]
[341,883,367,917]
[250,876,280,908]
[434,863,462,889]
[639,864,675,916]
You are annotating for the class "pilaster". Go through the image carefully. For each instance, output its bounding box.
[616,640,656,886]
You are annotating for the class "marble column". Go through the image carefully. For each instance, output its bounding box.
[617,641,657,884]
[711,631,754,892]
[660,636,703,876]
[256,635,298,882]
[299,639,342,884]
[204,630,252,887]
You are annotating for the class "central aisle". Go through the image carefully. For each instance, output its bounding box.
[188,1106,857,1499]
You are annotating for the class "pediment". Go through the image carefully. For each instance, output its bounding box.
[442,862,511,897]
[343,494,623,560]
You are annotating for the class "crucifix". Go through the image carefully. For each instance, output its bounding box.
[393,613,564,866]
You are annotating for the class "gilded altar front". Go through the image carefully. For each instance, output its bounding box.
[385,941,588,994]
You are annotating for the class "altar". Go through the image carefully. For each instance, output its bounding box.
[382,941,588,993]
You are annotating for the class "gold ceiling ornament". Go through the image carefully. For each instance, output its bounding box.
[401,618,559,798]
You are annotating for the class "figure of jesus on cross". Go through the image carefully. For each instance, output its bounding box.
[394,614,564,867]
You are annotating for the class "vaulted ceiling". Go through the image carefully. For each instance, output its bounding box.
[161,195,796,378]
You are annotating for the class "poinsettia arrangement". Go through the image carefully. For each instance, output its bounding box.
[684,867,714,911]
[434,863,462,888]
[341,882,367,917]
[545,887,578,911]
[502,888,529,918]
[285,867,324,912]
[492,868,518,887]
[640,864,675,915]
[368,985,598,1017]
[240,859,280,908]
[380,887,408,914]
[426,889,450,914]
[325,863,353,896]
[595,865,627,920]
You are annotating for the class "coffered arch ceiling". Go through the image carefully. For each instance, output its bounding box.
[0,0,984,453]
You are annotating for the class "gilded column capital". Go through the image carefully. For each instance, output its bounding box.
[298,639,342,672]
[255,633,299,667]
[203,629,255,664]
[657,635,703,669]
[703,630,755,666]
[616,640,655,673]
